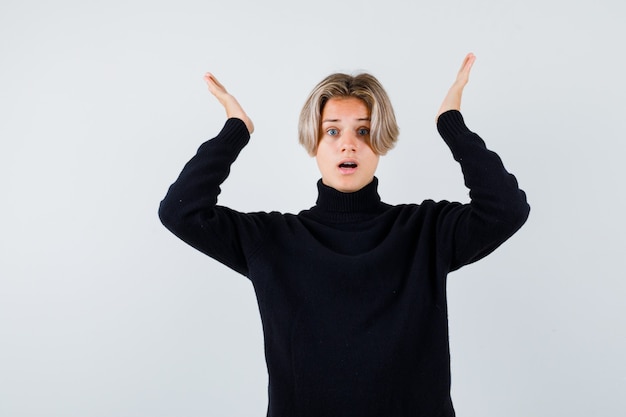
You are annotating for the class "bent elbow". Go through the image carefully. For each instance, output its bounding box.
[514,190,531,225]
[504,192,531,235]
[158,198,181,233]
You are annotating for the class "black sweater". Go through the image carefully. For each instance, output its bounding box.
[159,110,530,417]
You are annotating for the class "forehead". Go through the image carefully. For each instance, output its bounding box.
[321,97,370,121]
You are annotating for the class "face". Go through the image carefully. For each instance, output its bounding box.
[315,97,380,193]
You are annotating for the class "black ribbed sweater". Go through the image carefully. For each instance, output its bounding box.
[159,110,530,417]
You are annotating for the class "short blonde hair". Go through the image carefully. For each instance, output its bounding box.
[298,73,399,156]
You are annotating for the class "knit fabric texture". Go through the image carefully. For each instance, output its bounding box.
[159,110,530,417]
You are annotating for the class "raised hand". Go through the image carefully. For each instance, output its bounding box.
[436,53,476,121]
[204,73,254,134]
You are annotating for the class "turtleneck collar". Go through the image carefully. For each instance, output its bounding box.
[306,177,386,223]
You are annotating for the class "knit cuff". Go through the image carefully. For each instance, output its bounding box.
[219,117,251,150]
[436,110,472,139]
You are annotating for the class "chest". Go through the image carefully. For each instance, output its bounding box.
[249,214,441,311]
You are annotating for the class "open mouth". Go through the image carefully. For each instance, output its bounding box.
[338,161,358,174]
[338,161,358,169]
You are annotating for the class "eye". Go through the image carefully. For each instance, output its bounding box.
[326,128,339,136]
[357,128,370,136]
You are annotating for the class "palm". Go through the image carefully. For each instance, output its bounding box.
[436,53,476,121]
[203,72,254,134]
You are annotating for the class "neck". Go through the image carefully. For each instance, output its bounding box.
[310,177,385,223]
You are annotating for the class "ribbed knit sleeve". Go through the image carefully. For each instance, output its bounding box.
[435,110,530,271]
[159,118,264,276]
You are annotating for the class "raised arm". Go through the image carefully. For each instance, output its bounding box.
[434,53,530,271]
[159,74,264,276]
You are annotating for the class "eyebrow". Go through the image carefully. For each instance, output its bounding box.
[322,117,371,123]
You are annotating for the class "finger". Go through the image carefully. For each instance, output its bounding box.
[205,73,228,94]
[204,72,217,86]
[459,53,476,76]
[454,53,475,87]
[465,53,476,71]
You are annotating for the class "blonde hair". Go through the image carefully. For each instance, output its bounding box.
[298,73,399,156]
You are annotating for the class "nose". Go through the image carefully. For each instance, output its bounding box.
[340,132,358,152]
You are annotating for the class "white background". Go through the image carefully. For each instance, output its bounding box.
[1,0,625,416]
